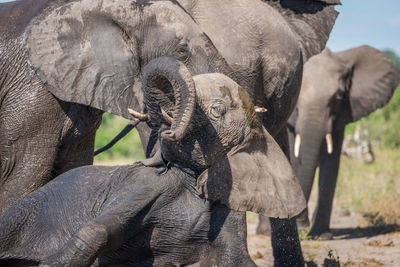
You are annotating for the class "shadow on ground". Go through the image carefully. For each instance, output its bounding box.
[331,224,400,239]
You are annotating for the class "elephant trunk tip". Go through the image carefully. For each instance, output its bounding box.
[161,130,177,143]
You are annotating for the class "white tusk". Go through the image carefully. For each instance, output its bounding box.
[254,106,268,113]
[161,108,174,124]
[128,108,150,121]
[294,133,301,158]
[326,133,333,154]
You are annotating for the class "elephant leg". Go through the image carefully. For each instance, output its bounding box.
[265,128,304,266]
[203,207,256,267]
[39,221,108,267]
[256,215,271,235]
[308,128,344,239]
[0,85,66,215]
[0,133,60,215]
[52,103,102,176]
[270,218,304,267]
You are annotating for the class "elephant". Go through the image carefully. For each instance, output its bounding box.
[0,0,339,208]
[287,45,400,239]
[0,0,235,215]
[0,0,340,262]
[0,57,306,267]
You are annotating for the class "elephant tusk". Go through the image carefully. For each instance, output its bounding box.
[128,108,150,121]
[326,133,333,154]
[254,106,268,113]
[161,108,174,124]
[294,133,301,158]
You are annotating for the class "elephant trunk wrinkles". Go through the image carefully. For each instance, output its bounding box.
[293,120,326,202]
[141,57,196,143]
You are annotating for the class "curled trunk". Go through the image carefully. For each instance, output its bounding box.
[141,57,196,143]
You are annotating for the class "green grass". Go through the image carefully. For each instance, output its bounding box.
[335,147,400,225]
[94,113,145,164]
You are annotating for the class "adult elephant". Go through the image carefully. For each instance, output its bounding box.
[287,46,400,239]
[0,0,339,264]
[0,0,339,212]
[179,0,340,236]
[0,0,234,215]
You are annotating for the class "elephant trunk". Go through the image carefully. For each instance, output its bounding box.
[292,120,326,202]
[142,57,196,143]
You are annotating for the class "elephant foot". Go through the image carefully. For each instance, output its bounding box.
[295,209,310,230]
[308,227,333,240]
[256,215,271,235]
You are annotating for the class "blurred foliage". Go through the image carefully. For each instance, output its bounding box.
[383,49,400,68]
[94,113,145,163]
[335,147,400,225]
[345,87,400,149]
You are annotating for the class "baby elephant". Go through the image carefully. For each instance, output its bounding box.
[0,57,305,267]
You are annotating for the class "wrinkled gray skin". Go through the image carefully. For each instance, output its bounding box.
[287,46,400,239]
[0,0,229,215]
[0,64,305,267]
[0,0,340,264]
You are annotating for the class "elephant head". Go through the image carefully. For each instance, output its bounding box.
[287,45,400,235]
[140,56,306,218]
[25,0,230,120]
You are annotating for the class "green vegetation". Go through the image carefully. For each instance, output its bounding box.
[384,49,400,69]
[335,147,400,225]
[94,113,145,164]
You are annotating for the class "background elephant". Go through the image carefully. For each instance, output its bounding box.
[0,58,305,267]
[287,45,400,239]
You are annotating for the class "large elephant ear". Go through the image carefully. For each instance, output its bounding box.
[25,0,141,118]
[197,127,306,218]
[335,45,400,121]
[265,0,341,60]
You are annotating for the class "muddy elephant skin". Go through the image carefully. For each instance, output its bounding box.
[0,65,305,266]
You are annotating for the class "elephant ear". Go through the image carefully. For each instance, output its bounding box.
[335,45,400,121]
[265,0,340,60]
[197,127,306,218]
[25,0,141,118]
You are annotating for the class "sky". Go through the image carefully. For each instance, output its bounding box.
[327,0,400,54]
[1,0,400,54]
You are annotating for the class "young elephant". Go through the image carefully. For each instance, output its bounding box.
[0,57,306,267]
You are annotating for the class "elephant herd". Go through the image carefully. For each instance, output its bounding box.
[0,0,398,266]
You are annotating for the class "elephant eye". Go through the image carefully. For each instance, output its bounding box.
[177,41,189,54]
[209,102,227,120]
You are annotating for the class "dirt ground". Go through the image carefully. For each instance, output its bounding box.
[247,205,400,266]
